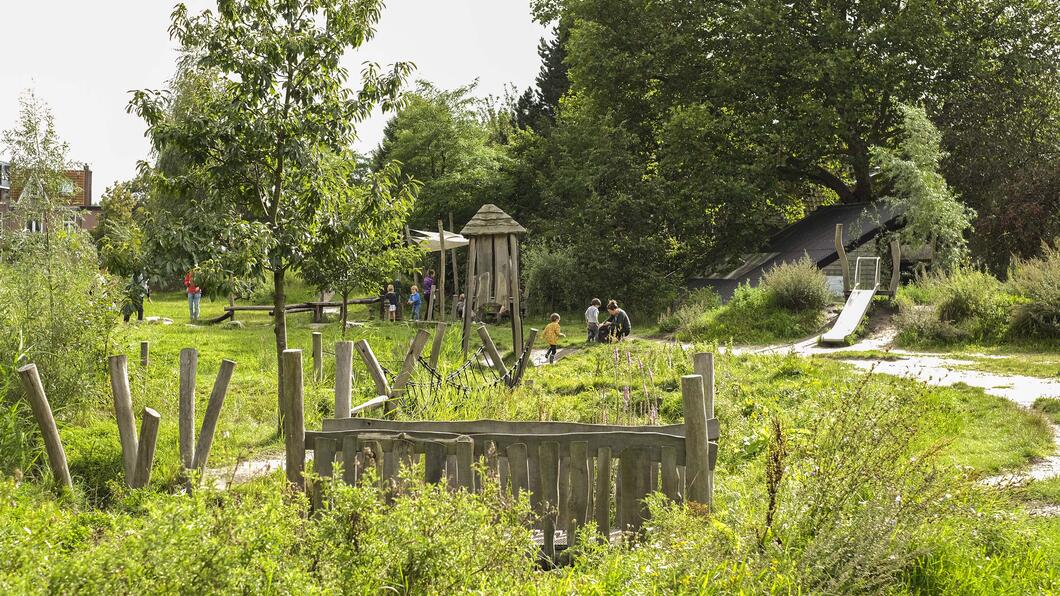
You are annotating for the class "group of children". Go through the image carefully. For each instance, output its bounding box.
[383,269,436,322]
[541,298,632,364]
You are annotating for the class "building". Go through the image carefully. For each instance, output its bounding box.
[0,162,100,233]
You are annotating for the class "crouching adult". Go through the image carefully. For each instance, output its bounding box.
[597,299,631,343]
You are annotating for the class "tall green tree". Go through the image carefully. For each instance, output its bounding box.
[130,0,412,430]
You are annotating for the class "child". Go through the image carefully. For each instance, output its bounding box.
[584,298,601,342]
[183,270,201,322]
[408,284,422,320]
[542,313,565,364]
[385,284,398,322]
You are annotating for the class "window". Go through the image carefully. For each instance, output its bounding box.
[26,219,42,233]
[60,179,75,195]
[64,212,78,232]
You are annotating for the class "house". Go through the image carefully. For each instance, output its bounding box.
[690,202,931,301]
[0,162,100,233]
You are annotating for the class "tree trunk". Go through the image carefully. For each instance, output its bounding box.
[273,267,288,435]
[341,290,350,338]
[849,139,874,203]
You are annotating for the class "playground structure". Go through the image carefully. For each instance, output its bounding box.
[282,343,720,561]
[459,204,527,359]
[206,296,381,325]
[820,223,900,345]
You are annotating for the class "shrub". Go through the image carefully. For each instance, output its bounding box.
[1007,241,1060,338]
[895,267,1012,344]
[761,257,831,312]
[679,283,824,344]
[657,287,721,334]
[522,241,581,314]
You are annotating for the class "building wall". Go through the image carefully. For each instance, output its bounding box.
[0,165,97,233]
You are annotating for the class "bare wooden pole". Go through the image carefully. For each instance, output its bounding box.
[456,435,475,490]
[437,218,447,321]
[193,359,236,470]
[595,446,611,537]
[178,348,198,470]
[312,332,323,383]
[405,225,420,286]
[391,330,432,411]
[889,238,902,295]
[17,364,72,490]
[130,408,160,489]
[139,341,150,368]
[509,327,538,387]
[461,236,478,354]
[693,353,716,502]
[569,441,590,540]
[428,322,447,370]
[477,325,509,378]
[681,373,711,507]
[449,212,460,294]
[355,339,391,397]
[281,349,306,490]
[334,341,354,419]
[508,235,524,360]
[108,355,139,483]
[539,441,560,561]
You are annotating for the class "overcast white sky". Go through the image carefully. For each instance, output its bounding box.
[0,1,548,201]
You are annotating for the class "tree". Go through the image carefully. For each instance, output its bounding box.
[872,105,974,271]
[302,161,420,333]
[94,178,148,278]
[515,21,570,132]
[130,0,412,431]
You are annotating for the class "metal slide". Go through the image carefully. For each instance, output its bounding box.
[820,257,880,345]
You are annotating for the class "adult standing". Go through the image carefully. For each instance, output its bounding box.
[184,270,202,322]
[598,299,631,342]
[423,269,434,306]
[123,271,150,322]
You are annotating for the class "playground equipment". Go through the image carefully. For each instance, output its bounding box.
[821,256,880,345]
[460,205,527,359]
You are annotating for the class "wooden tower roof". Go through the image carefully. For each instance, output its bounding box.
[459,204,526,236]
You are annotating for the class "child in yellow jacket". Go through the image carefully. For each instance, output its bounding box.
[542,313,565,364]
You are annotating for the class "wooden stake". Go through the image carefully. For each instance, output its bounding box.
[449,212,460,294]
[477,325,509,378]
[355,339,391,398]
[693,353,716,502]
[130,408,160,489]
[428,322,447,371]
[312,332,323,383]
[108,355,139,484]
[139,341,150,368]
[193,359,236,470]
[508,235,524,360]
[437,218,448,321]
[462,236,478,354]
[334,341,354,419]
[539,441,560,561]
[281,349,306,490]
[681,374,711,506]
[595,446,611,537]
[16,364,72,490]
[178,348,198,470]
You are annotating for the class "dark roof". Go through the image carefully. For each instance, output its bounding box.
[460,204,526,236]
[691,202,902,300]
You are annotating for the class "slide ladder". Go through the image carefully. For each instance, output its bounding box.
[820,257,880,345]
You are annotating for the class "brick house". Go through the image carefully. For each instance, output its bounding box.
[0,162,100,233]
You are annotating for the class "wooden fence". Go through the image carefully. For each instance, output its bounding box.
[282,348,720,560]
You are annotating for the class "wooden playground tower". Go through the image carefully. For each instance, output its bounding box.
[459,204,527,358]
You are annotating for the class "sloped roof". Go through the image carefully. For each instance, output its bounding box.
[411,229,469,252]
[459,204,526,236]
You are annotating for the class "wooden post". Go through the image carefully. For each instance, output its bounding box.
[334,341,354,419]
[509,327,538,387]
[178,348,198,470]
[437,219,448,322]
[508,235,524,360]
[16,364,72,490]
[618,448,650,534]
[462,237,478,354]
[313,437,336,510]
[595,447,611,537]
[569,441,590,540]
[130,408,160,489]
[193,359,236,470]
[281,349,306,490]
[507,443,529,499]
[108,355,138,484]
[424,441,446,484]
[449,212,460,294]
[392,329,432,408]
[355,339,391,398]
[342,436,360,485]
[477,325,509,378]
[539,441,560,561]
[661,446,680,500]
[405,224,420,286]
[693,353,715,503]
[428,322,447,370]
[889,238,902,295]
[835,223,850,294]
[312,332,323,383]
[139,341,150,368]
[456,435,475,490]
[681,374,711,506]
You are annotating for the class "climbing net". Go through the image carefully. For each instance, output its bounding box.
[380,346,519,416]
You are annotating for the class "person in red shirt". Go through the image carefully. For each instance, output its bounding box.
[184,270,202,321]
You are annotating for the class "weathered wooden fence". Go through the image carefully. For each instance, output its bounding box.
[282,348,720,560]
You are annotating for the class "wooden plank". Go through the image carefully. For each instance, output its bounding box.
[342,436,359,485]
[618,448,651,533]
[694,353,717,505]
[312,332,323,382]
[130,407,160,489]
[437,219,447,321]
[313,437,336,510]
[558,454,570,536]
[538,441,560,561]
[477,325,508,378]
[139,341,149,368]
[595,447,611,537]
[193,359,236,470]
[392,329,432,400]
[510,327,537,387]
[494,234,510,303]
[461,236,477,354]
[323,417,685,436]
[424,441,446,484]
[281,349,306,489]
[354,339,391,397]
[334,341,354,418]
[631,448,651,533]
[681,374,711,506]
[508,235,523,359]
[428,322,447,370]
[108,355,138,484]
[499,455,511,496]
[456,435,475,491]
[476,236,493,303]
[178,348,198,469]
[661,445,680,501]
[350,396,388,416]
[569,441,590,539]
[507,443,529,499]
[449,213,460,294]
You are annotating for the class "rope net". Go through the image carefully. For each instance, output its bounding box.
[380,346,517,417]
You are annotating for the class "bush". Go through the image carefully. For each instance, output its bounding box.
[657,287,721,334]
[761,257,831,312]
[522,241,581,314]
[678,283,824,344]
[1007,241,1060,338]
[895,267,1013,345]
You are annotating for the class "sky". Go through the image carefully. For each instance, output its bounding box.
[0,1,548,201]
